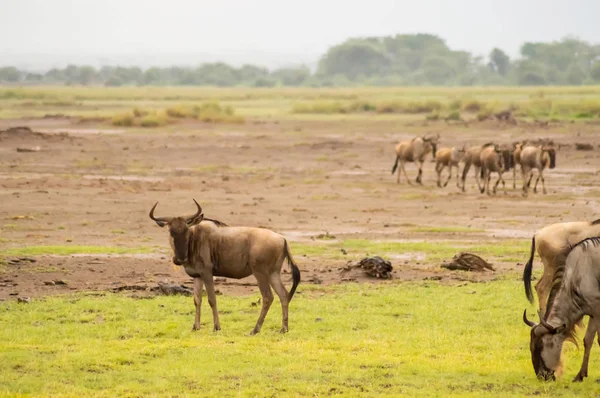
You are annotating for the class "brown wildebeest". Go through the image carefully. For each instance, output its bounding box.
[391,134,439,185]
[519,145,556,197]
[434,146,465,188]
[479,144,511,195]
[149,199,301,335]
[523,219,600,313]
[523,237,600,382]
[459,143,495,192]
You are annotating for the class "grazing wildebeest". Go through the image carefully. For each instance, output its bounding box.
[523,237,600,382]
[479,144,510,195]
[149,199,301,335]
[391,134,439,185]
[434,145,466,188]
[519,145,556,197]
[459,143,495,192]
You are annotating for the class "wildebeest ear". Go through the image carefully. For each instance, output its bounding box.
[553,324,566,335]
[187,213,204,226]
[154,220,168,228]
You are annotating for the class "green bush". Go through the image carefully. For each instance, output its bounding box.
[112,112,134,127]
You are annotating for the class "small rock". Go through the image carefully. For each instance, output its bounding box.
[16,146,41,153]
[17,297,31,303]
[54,280,68,285]
[44,281,56,286]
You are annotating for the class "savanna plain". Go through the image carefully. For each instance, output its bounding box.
[1,86,600,397]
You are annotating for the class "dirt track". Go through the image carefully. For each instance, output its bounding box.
[1,117,599,300]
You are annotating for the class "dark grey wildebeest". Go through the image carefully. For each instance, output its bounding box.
[523,237,600,382]
[150,199,301,335]
[391,134,439,185]
[519,145,556,197]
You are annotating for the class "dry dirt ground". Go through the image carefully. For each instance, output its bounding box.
[1,117,599,300]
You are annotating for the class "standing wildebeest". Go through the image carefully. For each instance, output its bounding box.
[479,144,512,195]
[523,237,600,382]
[459,143,495,192]
[434,145,465,188]
[523,219,600,313]
[391,134,439,185]
[149,199,301,335]
[519,145,556,197]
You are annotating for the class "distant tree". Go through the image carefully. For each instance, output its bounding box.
[590,62,600,82]
[489,48,510,76]
[272,66,311,86]
[318,39,392,80]
[0,66,21,82]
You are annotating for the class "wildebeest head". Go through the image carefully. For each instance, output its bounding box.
[149,199,204,266]
[423,133,440,158]
[522,309,566,381]
[543,146,556,169]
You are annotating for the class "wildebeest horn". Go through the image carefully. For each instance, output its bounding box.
[185,199,203,225]
[523,309,536,327]
[537,310,556,332]
[149,202,172,227]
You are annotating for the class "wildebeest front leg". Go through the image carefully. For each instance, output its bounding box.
[416,161,424,184]
[250,273,274,335]
[192,277,204,331]
[475,167,484,193]
[573,318,597,382]
[203,273,221,331]
[269,273,290,333]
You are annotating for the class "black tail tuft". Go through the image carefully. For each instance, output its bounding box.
[284,239,301,301]
[391,156,399,175]
[523,236,536,304]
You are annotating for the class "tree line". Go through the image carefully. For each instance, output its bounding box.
[2,34,600,87]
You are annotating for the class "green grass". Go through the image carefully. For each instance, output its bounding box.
[2,86,600,122]
[411,226,485,234]
[292,239,529,263]
[0,280,596,396]
[2,245,156,256]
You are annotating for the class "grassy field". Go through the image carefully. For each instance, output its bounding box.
[0,280,596,397]
[2,85,600,122]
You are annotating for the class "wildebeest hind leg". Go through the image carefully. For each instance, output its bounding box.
[250,273,274,335]
[443,166,452,187]
[533,172,542,194]
[269,272,290,333]
[400,162,412,185]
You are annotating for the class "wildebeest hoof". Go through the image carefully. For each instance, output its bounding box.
[213,325,221,332]
[192,324,200,331]
[572,371,586,382]
[249,328,260,336]
[280,327,288,334]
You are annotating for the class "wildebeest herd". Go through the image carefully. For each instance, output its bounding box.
[149,133,599,384]
[391,134,557,196]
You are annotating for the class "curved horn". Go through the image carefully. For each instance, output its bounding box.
[185,199,203,225]
[537,310,556,332]
[523,309,536,327]
[149,202,171,227]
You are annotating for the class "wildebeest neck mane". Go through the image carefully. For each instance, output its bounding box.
[204,218,228,227]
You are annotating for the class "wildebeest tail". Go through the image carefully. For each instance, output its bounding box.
[391,156,399,175]
[284,239,301,301]
[523,236,536,304]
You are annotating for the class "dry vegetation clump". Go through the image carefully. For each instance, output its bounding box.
[111,102,244,127]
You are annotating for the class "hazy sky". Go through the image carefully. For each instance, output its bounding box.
[1,0,599,69]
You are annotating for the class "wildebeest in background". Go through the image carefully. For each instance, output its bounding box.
[523,237,600,382]
[391,134,439,185]
[519,145,557,196]
[479,144,510,195]
[460,143,494,192]
[149,199,301,335]
[434,145,466,188]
